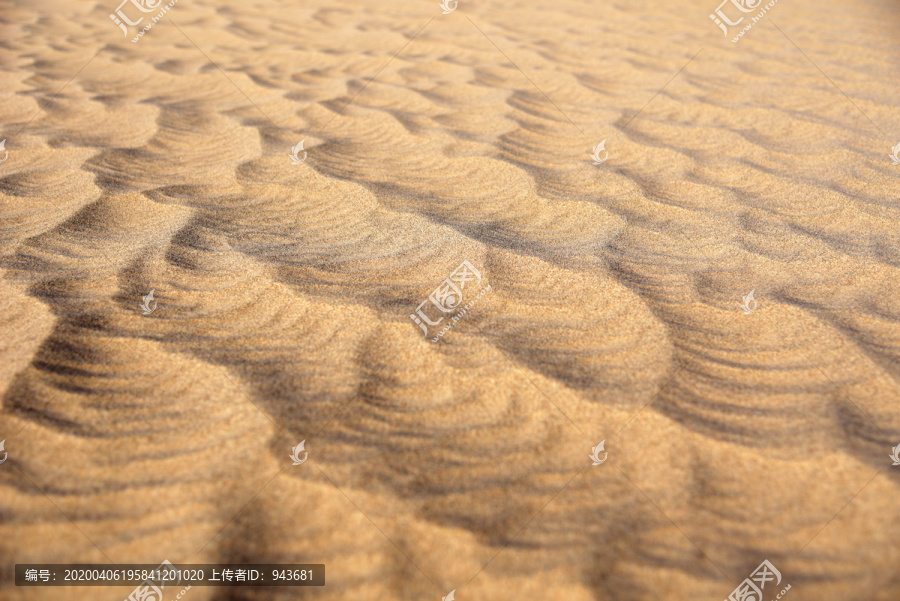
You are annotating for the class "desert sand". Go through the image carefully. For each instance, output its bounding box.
[1,0,900,599]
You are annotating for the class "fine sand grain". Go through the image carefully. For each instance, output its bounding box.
[1,0,900,599]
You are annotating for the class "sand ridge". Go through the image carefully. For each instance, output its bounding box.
[1,0,900,599]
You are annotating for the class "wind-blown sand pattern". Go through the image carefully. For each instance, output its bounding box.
[1,0,900,599]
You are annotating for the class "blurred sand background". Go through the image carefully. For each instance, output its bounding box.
[1,0,900,599]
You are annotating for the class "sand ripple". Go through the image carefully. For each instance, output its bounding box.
[2,0,900,600]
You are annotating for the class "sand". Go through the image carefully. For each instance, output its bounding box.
[1,0,900,599]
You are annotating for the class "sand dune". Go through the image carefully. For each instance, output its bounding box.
[1,0,900,599]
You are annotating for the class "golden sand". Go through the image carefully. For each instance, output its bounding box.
[1,0,899,599]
